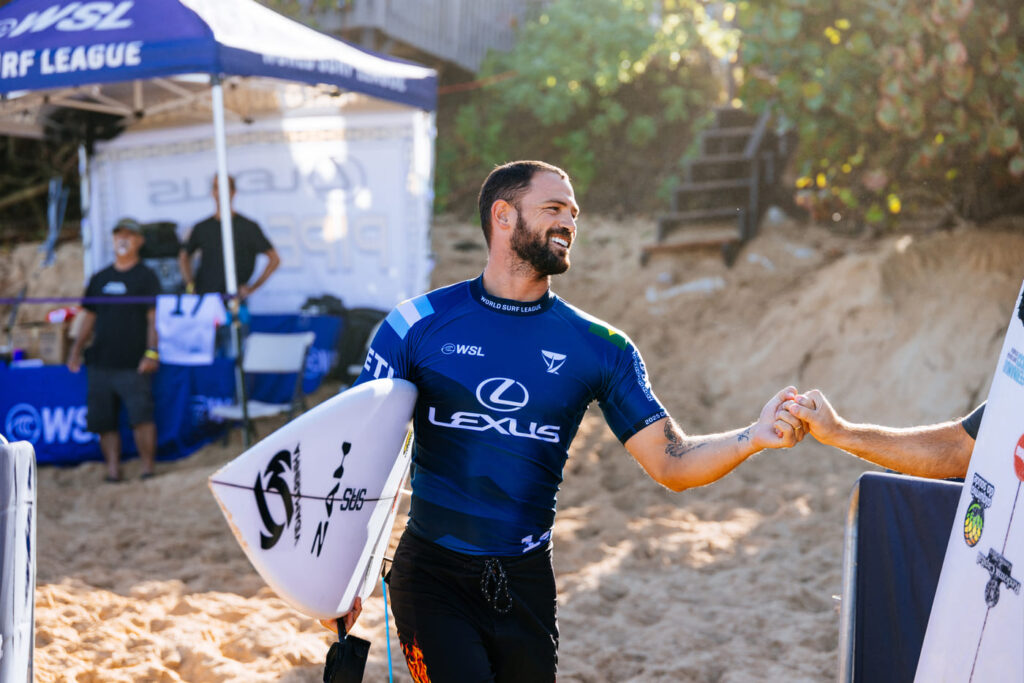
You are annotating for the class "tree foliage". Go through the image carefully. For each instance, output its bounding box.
[737,0,1024,225]
[436,0,728,214]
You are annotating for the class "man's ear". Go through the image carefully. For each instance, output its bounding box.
[491,199,516,233]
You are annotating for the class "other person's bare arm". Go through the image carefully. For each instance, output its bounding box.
[783,389,972,479]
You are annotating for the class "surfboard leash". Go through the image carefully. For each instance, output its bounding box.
[382,573,395,683]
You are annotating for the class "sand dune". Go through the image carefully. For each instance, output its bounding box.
[20,213,1024,681]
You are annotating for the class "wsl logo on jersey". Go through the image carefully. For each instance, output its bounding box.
[428,377,561,444]
[441,342,485,357]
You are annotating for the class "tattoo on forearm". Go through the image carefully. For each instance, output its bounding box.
[737,428,751,443]
[665,420,706,458]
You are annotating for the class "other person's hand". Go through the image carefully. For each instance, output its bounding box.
[138,357,159,374]
[319,597,362,635]
[67,351,83,373]
[781,389,840,443]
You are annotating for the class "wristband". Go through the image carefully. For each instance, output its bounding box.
[185,282,195,294]
[144,349,160,361]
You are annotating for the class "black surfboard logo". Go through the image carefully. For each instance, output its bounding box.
[255,450,294,550]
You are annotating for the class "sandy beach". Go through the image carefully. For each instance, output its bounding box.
[19,212,1024,682]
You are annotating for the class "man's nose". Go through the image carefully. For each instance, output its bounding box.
[561,213,576,234]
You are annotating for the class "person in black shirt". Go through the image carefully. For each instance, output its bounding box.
[178,174,280,298]
[68,218,161,482]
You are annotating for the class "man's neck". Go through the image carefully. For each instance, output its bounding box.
[481,259,550,302]
[113,256,139,271]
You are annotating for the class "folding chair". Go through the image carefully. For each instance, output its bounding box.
[210,331,316,444]
[838,472,962,683]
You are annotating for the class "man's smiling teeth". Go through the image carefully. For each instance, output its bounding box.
[551,237,569,248]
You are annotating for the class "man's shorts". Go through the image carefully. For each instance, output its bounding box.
[386,530,558,683]
[86,367,154,433]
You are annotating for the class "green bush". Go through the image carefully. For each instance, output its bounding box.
[737,0,1024,225]
[435,0,727,214]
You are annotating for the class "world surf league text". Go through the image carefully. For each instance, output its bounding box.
[0,41,142,79]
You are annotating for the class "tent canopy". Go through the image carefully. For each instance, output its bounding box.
[0,0,437,113]
[0,0,437,300]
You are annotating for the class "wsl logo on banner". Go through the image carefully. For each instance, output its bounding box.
[5,402,97,445]
[0,2,134,39]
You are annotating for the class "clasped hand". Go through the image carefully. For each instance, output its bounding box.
[766,387,839,446]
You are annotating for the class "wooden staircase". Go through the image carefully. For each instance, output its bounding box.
[643,106,790,266]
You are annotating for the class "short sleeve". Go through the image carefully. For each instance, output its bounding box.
[143,267,162,299]
[597,342,668,443]
[353,308,411,385]
[184,223,202,254]
[248,221,273,253]
[82,275,101,313]
[961,402,986,440]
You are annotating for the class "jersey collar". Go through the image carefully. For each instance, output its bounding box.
[469,275,555,316]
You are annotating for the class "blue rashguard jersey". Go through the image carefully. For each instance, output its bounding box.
[354,275,667,556]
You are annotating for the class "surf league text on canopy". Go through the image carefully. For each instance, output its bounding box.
[1,41,142,79]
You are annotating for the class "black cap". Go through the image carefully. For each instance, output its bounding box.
[112,217,143,234]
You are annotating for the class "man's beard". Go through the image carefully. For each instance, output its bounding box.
[510,214,570,277]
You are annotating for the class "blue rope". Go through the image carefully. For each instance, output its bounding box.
[382,574,395,683]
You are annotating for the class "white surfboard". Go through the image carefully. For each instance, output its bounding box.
[208,378,416,620]
[915,280,1024,682]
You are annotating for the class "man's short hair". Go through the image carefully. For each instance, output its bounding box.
[477,161,568,246]
[212,174,237,194]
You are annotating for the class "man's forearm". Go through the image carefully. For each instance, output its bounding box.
[248,249,280,292]
[819,420,972,479]
[178,251,193,288]
[635,420,760,492]
[70,312,96,357]
[146,310,158,351]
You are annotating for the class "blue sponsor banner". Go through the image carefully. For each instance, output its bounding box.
[0,360,234,465]
[0,314,341,466]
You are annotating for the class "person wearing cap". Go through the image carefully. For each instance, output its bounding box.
[68,218,162,482]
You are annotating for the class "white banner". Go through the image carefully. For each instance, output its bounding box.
[87,107,434,314]
[915,280,1024,681]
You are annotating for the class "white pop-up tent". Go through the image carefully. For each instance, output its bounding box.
[0,0,437,305]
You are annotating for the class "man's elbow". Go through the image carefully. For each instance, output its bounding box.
[646,464,691,493]
[663,479,690,494]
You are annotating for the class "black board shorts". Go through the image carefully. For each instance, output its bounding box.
[86,367,154,433]
[386,530,558,683]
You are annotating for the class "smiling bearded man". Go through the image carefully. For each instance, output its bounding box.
[326,160,807,682]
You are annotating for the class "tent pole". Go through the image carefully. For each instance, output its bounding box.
[211,76,251,447]
[77,144,92,282]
